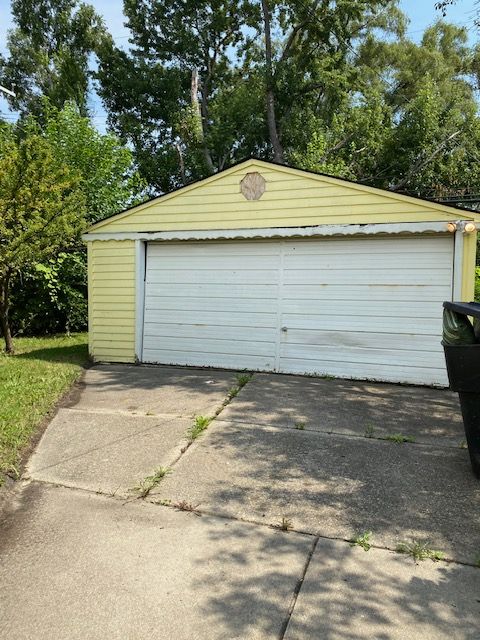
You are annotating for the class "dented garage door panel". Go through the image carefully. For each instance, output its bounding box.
[142,236,453,386]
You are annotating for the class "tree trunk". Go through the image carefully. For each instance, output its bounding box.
[261,0,285,164]
[0,273,14,354]
[192,68,215,174]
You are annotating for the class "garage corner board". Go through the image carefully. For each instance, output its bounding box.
[83,158,480,386]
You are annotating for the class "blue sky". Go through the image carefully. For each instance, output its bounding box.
[0,0,478,128]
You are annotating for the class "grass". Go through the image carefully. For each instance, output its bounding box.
[0,333,88,485]
[187,415,213,442]
[226,372,253,400]
[133,467,172,498]
[185,373,253,445]
[350,531,373,551]
[385,433,415,444]
[396,540,445,563]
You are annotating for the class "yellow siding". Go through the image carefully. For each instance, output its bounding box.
[89,160,479,234]
[89,240,136,363]
[462,231,477,301]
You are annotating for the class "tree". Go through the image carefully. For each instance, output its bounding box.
[0,0,105,116]
[7,102,146,338]
[97,0,260,192]
[0,124,85,352]
[42,101,146,222]
[290,18,480,203]
[96,0,400,191]
[253,0,400,164]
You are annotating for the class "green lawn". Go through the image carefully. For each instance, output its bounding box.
[0,333,89,485]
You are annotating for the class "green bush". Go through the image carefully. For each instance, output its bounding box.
[11,251,87,336]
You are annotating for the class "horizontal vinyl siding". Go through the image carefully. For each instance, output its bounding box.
[89,240,136,363]
[90,163,464,234]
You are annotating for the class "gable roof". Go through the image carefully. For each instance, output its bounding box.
[88,158,480,233]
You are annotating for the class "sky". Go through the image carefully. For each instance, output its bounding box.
[0,0,478,129]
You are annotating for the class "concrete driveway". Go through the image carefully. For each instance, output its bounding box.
[1,365,479,639]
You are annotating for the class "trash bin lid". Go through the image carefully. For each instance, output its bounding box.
[443,301,480,318]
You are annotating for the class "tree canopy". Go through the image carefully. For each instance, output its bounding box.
[0,0,105,116]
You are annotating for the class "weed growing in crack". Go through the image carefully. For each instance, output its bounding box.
[187,415,212,442]
[364,424,375,438]
[226,373,253,401]
[273,516,293,532]
[396,540,445,563]
[132,467,172,498]
[350,531,373,551]
[173,500,202,516]
[385,433,415,444]
[294,422,306,430]
[236,373,253,387]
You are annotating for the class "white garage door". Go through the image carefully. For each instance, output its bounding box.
[142,236,453,385]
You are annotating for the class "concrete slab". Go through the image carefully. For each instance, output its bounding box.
[222,373,465,446]
[68,364,237,417]
[154,421,480,564]
[27,409,190,496]
[0,483,313,640]
[284,538,480,640]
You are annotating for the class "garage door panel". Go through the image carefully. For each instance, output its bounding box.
[142,241,279,369]
[142,348,275,371]
[147,270,279,285]
[143,335,276,357]
[282,314,442,335]
[146,255,280,271]
[282,284,452,302]
[143,323,277,343]
[281,342,444,367]
[282,252,453,270]
[144,310,277,328]
[145,297,278,313]
[145,284,279,299]
[282,237,450,255]
[279,358,443,386]
[283,269,452,286]
[148,243,280,256]
[281,299,445,318]
[281,330,442,351]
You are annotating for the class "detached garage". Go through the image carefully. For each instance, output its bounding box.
[83,158,480,386]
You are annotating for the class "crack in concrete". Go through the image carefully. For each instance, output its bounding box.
[25,477,478,570]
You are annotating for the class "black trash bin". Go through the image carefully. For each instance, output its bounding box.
[443,301,480,478]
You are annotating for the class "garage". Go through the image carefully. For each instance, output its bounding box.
[83,158,479,386]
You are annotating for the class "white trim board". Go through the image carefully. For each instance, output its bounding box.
[82,221,463,243]
[134,240,146,362]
